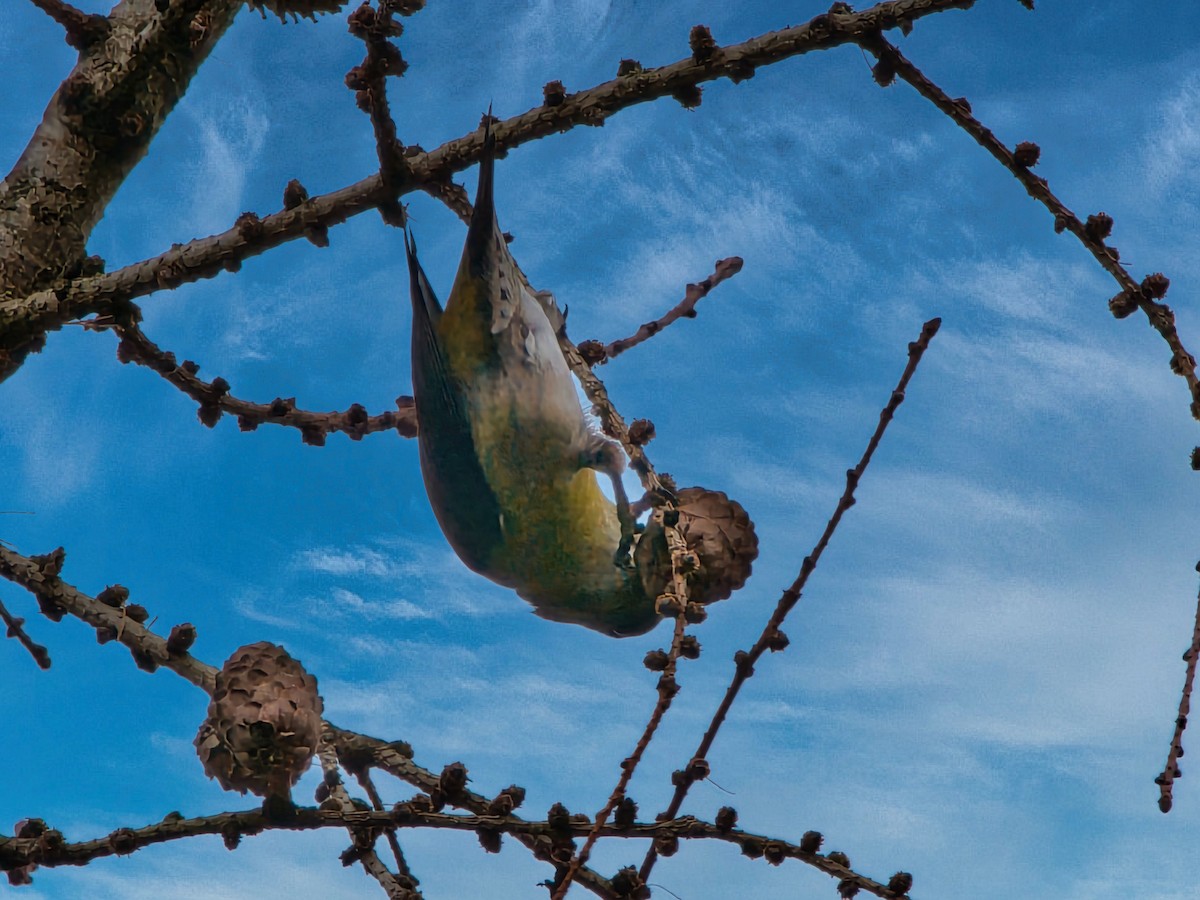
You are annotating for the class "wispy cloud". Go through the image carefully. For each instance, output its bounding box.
[908,253,1104,324]
[308,586,435,622]
[44,835,372,900]
[295,545,421,580]
[182,95,269,237]
[232,537,515,636]
[1142,73,1200,202]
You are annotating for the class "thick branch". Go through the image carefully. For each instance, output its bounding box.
[27,0,111,51]
[0,0,244,372]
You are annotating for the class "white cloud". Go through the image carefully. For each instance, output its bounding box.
[1143,73,1200,200]
[183,96,270,237]
[930,323,1169,424]
[295,546,419,580]
[309,586,435,622]
[43,832,374,900]
[17,413,99,507]
[909,253,1103,324]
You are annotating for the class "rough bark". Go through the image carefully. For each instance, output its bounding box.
[0,0,244,376]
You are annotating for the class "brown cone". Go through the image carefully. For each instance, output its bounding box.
[635,487,758,605]
[195,642,323,798]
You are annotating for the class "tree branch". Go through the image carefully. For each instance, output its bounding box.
[1156,569,1200,813]
[581,257,744,365]
[0,0,975,383]
[0,541,617,895]
[316,736,417,900]
[639,317,941,884]
[1,0,244,373]
[0,594,51,668]
[26,0,110,51]
[0,806,912,898]
[104,316,417,443]
[859,33,1199,418]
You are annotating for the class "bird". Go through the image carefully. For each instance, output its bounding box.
[403,126,661,637]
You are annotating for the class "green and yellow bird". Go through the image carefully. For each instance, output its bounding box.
[404,130,660,637]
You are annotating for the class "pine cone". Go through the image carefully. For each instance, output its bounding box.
[635,487,758,605]
[195,642,323,798]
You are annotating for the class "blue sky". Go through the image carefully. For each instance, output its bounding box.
[4,1,1200,897]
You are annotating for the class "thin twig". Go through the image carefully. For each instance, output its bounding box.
[317,736,415,900]
[553,601,690,899]
[0,595,51,668]
[639,317,941,883]
[860,34,1199,419]
[587,257,744,364]
[105,317,416,444]
[0,544,217,690]
[328,727,619,899]
[1156,569,1200,813]
[346,1,413,227]
[352,761,417,884]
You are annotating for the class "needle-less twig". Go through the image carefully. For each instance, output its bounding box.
[1,807,911,898]
[859,33,1198,419]
[0,595,51,668]
[317,737,416,900]
[580,257,744,365]
[1157,569,1200,813]
[552,596,690,899]
[102,317,416,444]
[639,317,941,883]
[352,766,418,886]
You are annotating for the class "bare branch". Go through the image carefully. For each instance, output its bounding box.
[345,1,414,227]
[582,257,745,365]
[328,727,619,899]
[0,806,912,898]
[0,540,622,894]
[0,0,975,383]
[350,764,417,888]
[0,594,51,668]
[639,317,942,883]
[1156,568,1200,813]
[1,0,245,371]
[104,317,417,443]
[0,544,217,691]
[316,737,417,900]
[859,33,1200,419]
[553,605,691,899]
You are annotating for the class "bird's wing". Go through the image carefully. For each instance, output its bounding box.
[406,231,506,574]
